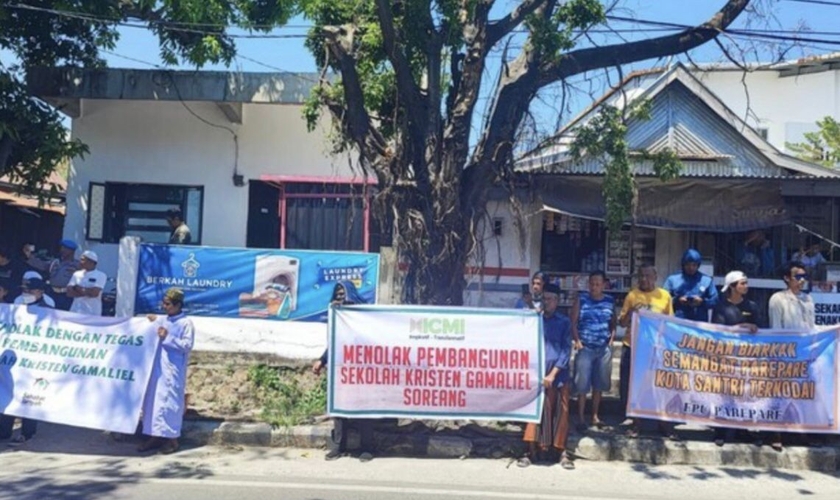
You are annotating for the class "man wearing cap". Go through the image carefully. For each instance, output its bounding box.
[138,288,195,455]
[166,208,192,245]
[13,272,56,308]
[26,239,80,311]
[67,251,107,316]
[711,270,761,447]
[3,271,54,445]
[519,282,575,469]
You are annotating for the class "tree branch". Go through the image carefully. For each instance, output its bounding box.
[487,0,550,48]
[442,0,493,179]
[539,0,751,85]
[321,26,389,165]
[465,0,751,213]
[375,0,423,113]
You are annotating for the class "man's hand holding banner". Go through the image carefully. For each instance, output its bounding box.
[0,304,159,434]
[628,310,839,433]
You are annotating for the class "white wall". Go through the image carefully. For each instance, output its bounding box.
[463,199,542,308]
[694,69,838,152]
[66,99,352,277]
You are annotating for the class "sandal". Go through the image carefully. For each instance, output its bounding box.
[137,437,163,452]
[625,428,640,439]
[559,452,575,470]
[159,439,179,455]
[516,456,532,468]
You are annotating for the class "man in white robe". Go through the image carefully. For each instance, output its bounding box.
[138,287,194,454]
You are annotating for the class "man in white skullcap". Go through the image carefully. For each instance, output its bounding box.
[67,250,107,316]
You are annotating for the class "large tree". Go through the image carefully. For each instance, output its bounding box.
[301,0,753,304]
[0,0,295,194]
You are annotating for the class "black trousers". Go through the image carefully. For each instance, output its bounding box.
[0,414,37,440]
[619,346,631,420]
[329,418,375,454]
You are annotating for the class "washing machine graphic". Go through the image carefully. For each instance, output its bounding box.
[254,255,300,314]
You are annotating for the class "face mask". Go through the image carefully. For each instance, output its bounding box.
[20,293,36,304]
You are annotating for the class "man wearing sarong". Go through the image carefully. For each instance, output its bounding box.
[138,287,195,454]
[518,283,574,469]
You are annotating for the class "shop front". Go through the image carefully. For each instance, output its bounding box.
[532,176,840,320]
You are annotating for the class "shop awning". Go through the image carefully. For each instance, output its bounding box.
[538,177,789,232]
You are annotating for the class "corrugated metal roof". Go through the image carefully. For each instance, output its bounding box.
[517,63,840,179]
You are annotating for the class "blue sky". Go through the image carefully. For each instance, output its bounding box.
[98,0,840,73]
[5,1,840,135]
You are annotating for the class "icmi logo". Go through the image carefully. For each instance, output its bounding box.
[32,378,49,392]
[181,253,200,278]
[409,318,465,334]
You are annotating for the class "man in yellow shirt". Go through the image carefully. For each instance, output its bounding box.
[618,263,676,439]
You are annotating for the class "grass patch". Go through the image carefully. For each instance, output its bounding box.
[247,364,327,427]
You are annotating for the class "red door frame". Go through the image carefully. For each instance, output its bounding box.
[259,175,377,252]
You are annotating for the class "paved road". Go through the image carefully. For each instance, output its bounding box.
[0,424,837,499]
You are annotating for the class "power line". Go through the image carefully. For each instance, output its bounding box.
[9,2,840,41]
[2,3,309,38]
[783,0,840,6]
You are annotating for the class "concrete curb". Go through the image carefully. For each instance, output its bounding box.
[180,420,839,472]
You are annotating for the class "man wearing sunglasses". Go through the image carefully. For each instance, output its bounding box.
[768,261,814,331]
[766,261,816,451]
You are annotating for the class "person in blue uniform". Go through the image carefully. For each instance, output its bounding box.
[664,249,718,322]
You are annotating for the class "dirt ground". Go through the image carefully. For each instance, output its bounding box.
[185,351,320,421]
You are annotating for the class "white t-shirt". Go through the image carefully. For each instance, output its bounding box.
[13,294,56,308]
[69,268,108,316]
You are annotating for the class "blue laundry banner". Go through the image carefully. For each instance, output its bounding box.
[628,311,840,434]
[134,244,379,322]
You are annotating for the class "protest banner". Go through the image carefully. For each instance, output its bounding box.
[135,244,379,322]
[0,305,159,434]
[813,292,840,326]
[327,305,544,422]
[628,310,840,433]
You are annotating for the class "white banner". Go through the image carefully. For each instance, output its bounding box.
[813,292,840,326]
[0,304,159,433]
[327,305,544,422]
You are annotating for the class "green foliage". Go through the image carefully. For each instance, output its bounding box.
[786,116,840,168]
[0,1,296,192]
[570,101,682,233]
[526,0,605,62]
[302,0,606,147]
[0,71,87,199]
[247,364,327,427]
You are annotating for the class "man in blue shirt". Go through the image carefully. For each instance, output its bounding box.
[519,283,574,470]
[664,249,718,322]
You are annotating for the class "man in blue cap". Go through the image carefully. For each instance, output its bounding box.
[664,249,718,322]
[25,239,80,311]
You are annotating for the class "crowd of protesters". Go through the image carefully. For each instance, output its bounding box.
[0,232,194,455]
[504,248,829,468]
